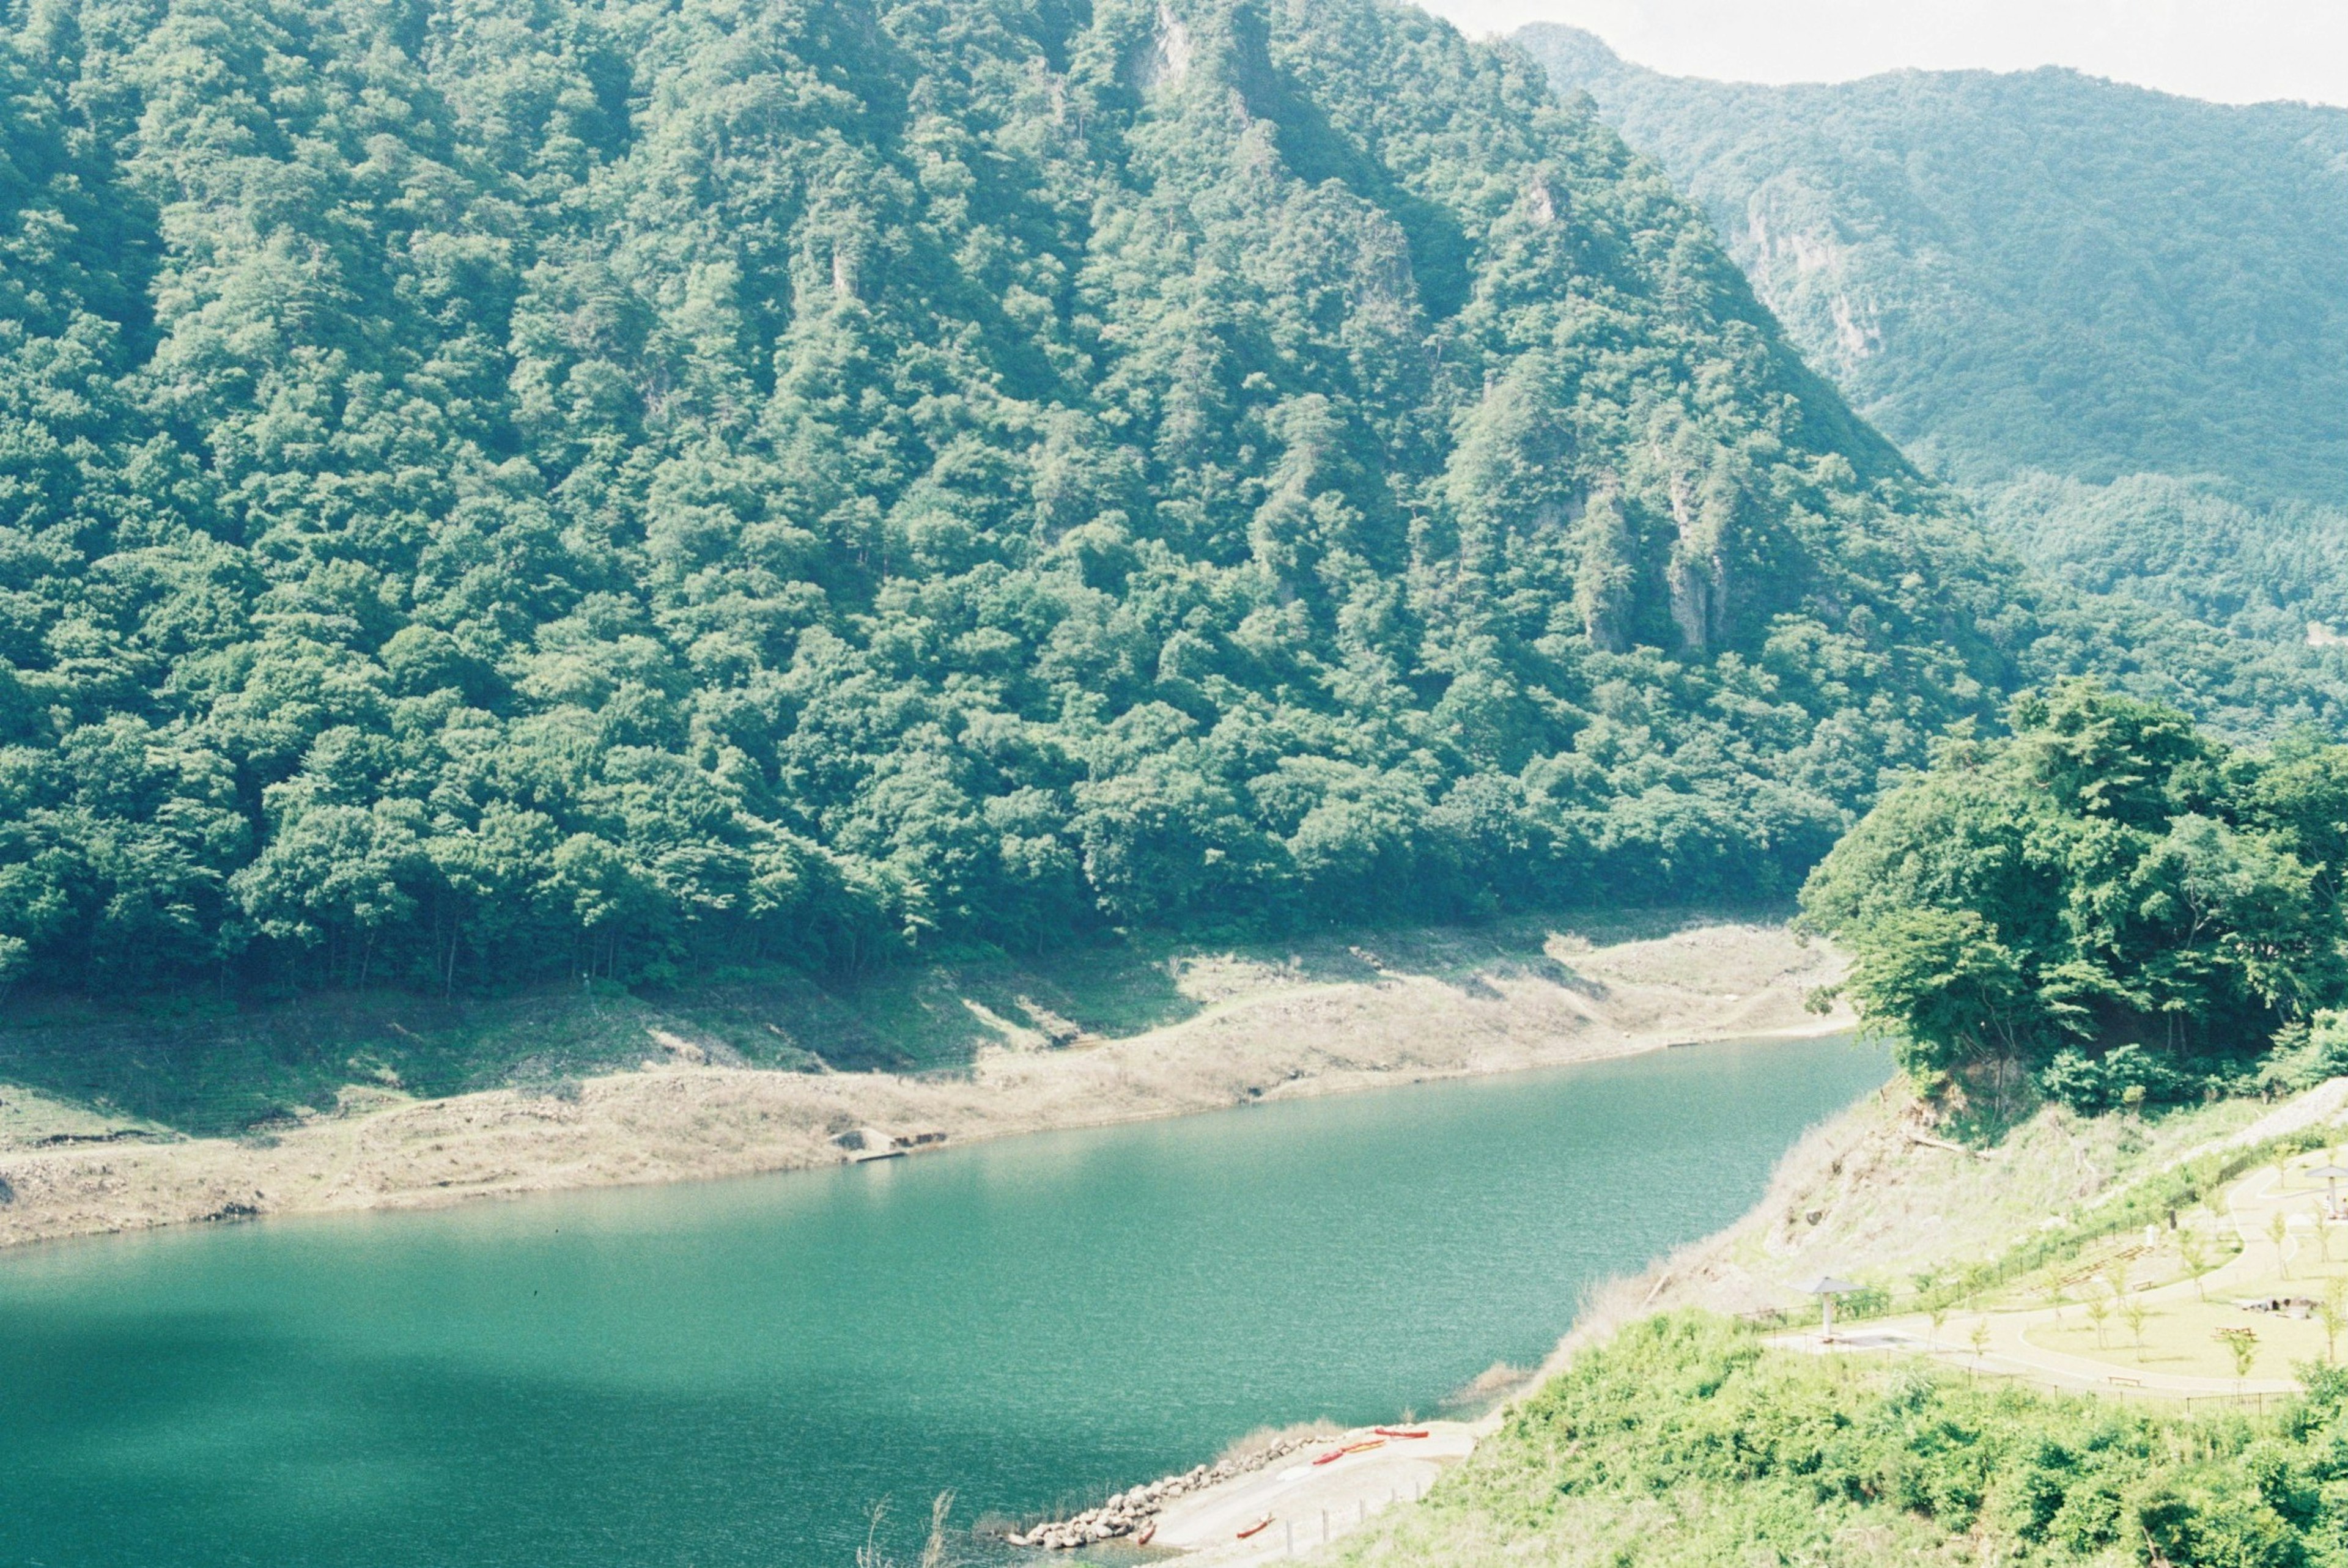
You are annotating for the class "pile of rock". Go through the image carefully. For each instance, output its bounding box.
[1006,1432,1325,1549]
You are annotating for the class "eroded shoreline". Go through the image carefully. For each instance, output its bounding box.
[0,921,1847,1251]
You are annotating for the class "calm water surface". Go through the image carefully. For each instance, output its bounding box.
[0,1034,1886,1567]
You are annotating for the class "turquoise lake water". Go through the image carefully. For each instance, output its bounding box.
[0,1033,1888,1566]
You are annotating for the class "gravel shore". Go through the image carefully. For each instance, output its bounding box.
[0,921,1847,1251]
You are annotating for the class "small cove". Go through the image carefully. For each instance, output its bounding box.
[0,1032,1888,1566]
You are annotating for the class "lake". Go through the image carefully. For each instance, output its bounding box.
[0,1033,1887,1566]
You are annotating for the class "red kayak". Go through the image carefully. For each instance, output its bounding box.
[1375,1427,1431,1439]
[1313,1438,1388,1465]
[1236,1515,1274,1539]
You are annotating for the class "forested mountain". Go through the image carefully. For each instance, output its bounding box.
[1518,26,2348,638]
[0,0,2335,1000]
[1977,476,2348,644]
[1517,26,2348,503]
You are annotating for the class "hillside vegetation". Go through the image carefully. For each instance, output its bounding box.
[1803,682,2348,1111]
[1343,1312,2342,1568]
[1518,26,2348,506]
[1978,476,2348,646]
[1342,1067,2348,1564]
[0,0,1952,999]
[1519,26,2348,641]
[6,0,2347,1010]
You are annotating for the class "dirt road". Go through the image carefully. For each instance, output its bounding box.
[1150,1424,1481,1562]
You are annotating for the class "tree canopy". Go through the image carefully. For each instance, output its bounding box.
[0,0,2342,1001]
[1979,475,2348,649]
[1803,682,2348,1105]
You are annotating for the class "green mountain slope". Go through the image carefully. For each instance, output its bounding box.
[1517,27,2348,641]
[0,0,2332,998]
[1516,25,2348,505]
[1977,474,2348,642]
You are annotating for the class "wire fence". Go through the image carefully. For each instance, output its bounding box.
[1260,1474,1430,1558]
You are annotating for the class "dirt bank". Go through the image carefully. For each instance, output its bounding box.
[1551,1075,2321,1365]
[0,919,1845,1250]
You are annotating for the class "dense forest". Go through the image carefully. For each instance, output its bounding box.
[1803,682,2348,1109]
[1979,476,2348,646]
[1519,26,2348,646]
[1,0,2342,1001]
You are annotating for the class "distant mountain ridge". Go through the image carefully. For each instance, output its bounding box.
[1516,24,2348,507]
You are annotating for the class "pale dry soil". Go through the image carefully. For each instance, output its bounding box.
[0,920,1844,1250]
[1563,1075,2301,1350]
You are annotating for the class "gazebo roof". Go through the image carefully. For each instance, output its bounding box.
[1798,1275,1861,1296]
[2305,1166,2348,1180]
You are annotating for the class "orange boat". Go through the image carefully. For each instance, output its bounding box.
[1236,1515,1274,1539]
[1375,1427,1430,1439]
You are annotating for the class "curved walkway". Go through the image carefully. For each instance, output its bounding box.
[1773,1161,2335,1402]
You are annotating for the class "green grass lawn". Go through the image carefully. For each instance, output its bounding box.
[2012,1153,2348,1383]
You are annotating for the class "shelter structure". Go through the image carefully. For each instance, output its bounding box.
[1799,1275,1861,1341]
[2306,1165,2348,1219]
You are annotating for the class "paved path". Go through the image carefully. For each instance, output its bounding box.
[1771,1322,2299,1401]
[1772,1161,2330,1400]
[1148,1423,1479,1563]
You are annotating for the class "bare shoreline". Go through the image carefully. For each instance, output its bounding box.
[0,921,1848,1253]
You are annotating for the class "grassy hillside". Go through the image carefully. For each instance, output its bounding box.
[1342,1070,2348,1564]
[1343,1311,2340,1567]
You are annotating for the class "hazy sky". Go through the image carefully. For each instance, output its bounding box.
[1411,0,2348,108]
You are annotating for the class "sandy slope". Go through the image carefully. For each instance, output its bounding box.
[0,920,1844,1250]
[1554,1072,2320,1362]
